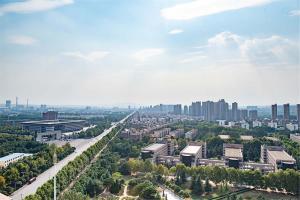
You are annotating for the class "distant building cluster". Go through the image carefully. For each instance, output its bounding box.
[142,100,300,131]
[126,112,297,173]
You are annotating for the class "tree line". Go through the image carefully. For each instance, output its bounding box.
[0,143,74,195]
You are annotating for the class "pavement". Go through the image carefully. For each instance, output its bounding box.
[11,113,132,200]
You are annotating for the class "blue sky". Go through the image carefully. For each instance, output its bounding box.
[0,0,299,107]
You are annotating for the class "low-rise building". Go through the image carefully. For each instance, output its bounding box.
[268,121,278,129]
[241,121,250,130]
[240,135,254,141]
[219,134,230,140]
[286,123,299,131]
[185,129,198,139]
[223,144,243,168]
[261,145,296,171]
[180,145,202,167]
[252,120,262,128]
[169,129,184,138]
[36,130,62,142]
[141,143,168,162]
[240,162,274,173]
[152,128,171,138]
[0,153,33,168]
[120,128,143,141]
[198,159,226,167]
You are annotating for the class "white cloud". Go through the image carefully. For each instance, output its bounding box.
[240,35,298,65]
[161,0,272,20]
[132,48,165,62]
[8,35,37,45]
[289,10,300,16]
[0,0,73,16]
[182,31,298,66]
[63,51,110,62]
[169,29,183,34]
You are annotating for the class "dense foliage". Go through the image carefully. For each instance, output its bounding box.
[0,125,34,136]
[0,143,74,195]
[0,133,46,157]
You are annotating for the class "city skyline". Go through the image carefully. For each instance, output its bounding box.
[0,0,299,106]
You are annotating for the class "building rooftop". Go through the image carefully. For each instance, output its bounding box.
[0,193,11,200]
[219,135,230,140]
[180,145,201,155]
[224,148,243,159]
[0,153,32,162]
[143,143,166,152]
[264,136,279,142]
[20,120,85,125]
[240,135,254,141]
[268,150,296,162]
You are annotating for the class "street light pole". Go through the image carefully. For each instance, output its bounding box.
[53,151,57,200]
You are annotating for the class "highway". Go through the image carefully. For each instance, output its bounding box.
[11,113,133,200]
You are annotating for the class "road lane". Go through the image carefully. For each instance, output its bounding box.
[11,113,132,200]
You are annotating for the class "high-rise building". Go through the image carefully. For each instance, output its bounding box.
[183,105,189,115]
[173,104,182,115]
[190,102,196,116]
[195,101,201,116]
[249,110,258,121]
[190,101,201,116]
[203,101,214,121]
[283,103,290,121]
[271,104,277,121]
[240,109,248,120]
[214,99,227,120]
[5,100,11,108]
[232,102,238,121]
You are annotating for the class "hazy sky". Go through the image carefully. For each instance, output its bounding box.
[0,0,299,107]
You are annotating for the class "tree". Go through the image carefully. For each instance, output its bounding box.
[204,178,212,193]
[119,162,131,175]
[140,185,160,200]
[86,179,103,197]
[109,179,122,194]
[61,191,90,200]
[143,159,153,172]
[0,176,5,189]
[193,176,203,195]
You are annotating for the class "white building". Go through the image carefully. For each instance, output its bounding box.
[286,123,299,131]
[253,120,262,128]
[268,121,278,129]
[217,120,226,127]
[0,153,33,168]
[185,129,198,139]
[141,143,168,162]
[240,121,249,130]
[180,145,202,167]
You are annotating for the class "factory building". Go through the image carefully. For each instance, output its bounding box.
[261,145,296,171]
[141,143,168,162]
[0,153,32,168]
[180,145,203,167]
[223,144,243,168]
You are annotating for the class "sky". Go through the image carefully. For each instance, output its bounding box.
[0,0,299,107]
